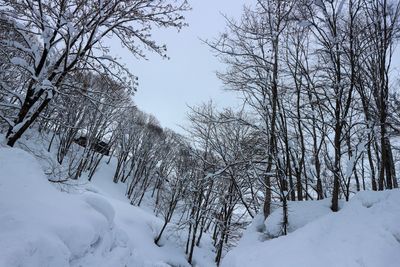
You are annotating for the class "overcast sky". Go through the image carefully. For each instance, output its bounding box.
[110,1,252,133]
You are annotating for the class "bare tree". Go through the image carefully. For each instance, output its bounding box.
[0,0,188,146]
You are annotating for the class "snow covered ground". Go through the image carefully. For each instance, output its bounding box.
[1,138,400,267]
[0,146,215,267]
[223,189,400,267]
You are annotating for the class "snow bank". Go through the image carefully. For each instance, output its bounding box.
[0,147,194,267]
[223,191,400,267]
[87,157,217,267]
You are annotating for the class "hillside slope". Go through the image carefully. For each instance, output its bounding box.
[0,147,213,267]
[222,189,400,267]
[2,144,399,267]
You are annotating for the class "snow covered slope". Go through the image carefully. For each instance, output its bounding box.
[222,190,400,267]
[2,144,399,267]
[0,147,202,267]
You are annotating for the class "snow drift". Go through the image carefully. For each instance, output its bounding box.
[0,147,198,267]
[223,189,400,267]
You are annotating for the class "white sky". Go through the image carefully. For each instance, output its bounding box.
[110,1,252,133]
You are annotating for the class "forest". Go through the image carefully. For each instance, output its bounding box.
[1,0,400,266]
